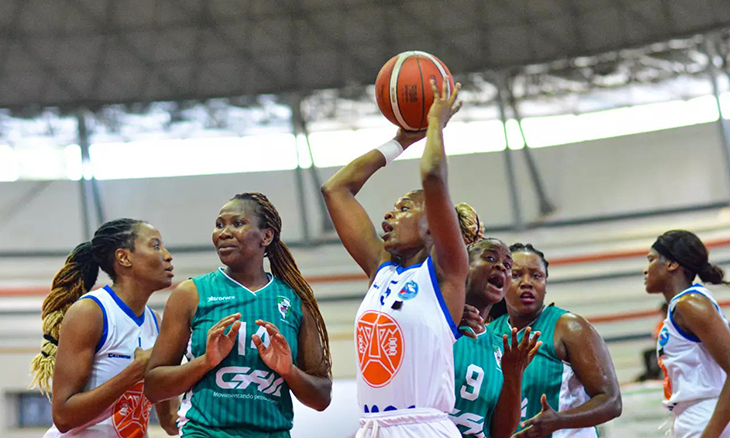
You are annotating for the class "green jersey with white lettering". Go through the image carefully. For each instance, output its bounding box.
[489,305,597,438]
[179,268,302,438]
[450,328,504,438]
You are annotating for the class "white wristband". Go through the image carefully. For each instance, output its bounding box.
[376,139,404,166]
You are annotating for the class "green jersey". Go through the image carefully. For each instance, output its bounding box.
[451,328,504,438]
[489,305,597,438]
[179,269,302,438]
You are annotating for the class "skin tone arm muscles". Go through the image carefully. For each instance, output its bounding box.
[145,280,241,403]
[151,310,180,435]
[513,314,621,438]
[51,300,150,432]
[421,79,468,322]
[491,327,542,438]
[673,294,730,438]
[321,130,425,279]
[253,305,332,411]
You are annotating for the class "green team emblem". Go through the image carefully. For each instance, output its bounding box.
[494,345,503,371]
[277,296,291,320]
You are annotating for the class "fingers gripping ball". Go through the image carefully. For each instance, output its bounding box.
[375,51,454,131]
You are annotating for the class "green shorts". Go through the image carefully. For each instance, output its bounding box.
[180,421,291,438]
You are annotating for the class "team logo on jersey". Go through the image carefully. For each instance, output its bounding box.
[277,296,291,320]
[215,366,285,396]
[111,380,152,438]
[494,346,503,371]
[356,310,405,388]
[657,326,669,356]
[398,281,419,300]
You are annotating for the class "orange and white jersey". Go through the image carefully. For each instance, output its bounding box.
[657,284,729,410]
[355,256,461,415]
[44,286,159,438]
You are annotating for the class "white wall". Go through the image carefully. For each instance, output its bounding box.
[0,121,727,253]
[1,121,730,437]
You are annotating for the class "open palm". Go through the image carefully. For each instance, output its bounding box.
[204,313,241,369]
[252,320,294,376]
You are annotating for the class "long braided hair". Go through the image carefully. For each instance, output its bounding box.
[30,219,145,395]
[232,193,332,377]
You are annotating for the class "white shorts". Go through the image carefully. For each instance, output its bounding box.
[356,408,460,438]
[672,398,730,438]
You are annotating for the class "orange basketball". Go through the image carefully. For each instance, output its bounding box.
[375,51,454,131]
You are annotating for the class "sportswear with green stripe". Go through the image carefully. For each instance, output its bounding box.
[178,268,302,438]
[450,328,504,438]
[489,305,597,438]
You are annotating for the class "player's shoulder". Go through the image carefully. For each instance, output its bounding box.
[173,278,199,295]
[556,311,595,334]
[673,291,721,326]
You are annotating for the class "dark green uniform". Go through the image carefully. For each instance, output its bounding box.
[489,305,597,438]
[450,329,504,438]
[179,269,302,438]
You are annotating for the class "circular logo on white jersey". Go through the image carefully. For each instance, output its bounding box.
[356,310,405,388]
[112,380,152,438]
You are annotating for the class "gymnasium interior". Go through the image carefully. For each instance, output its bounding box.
[1,1,730,437]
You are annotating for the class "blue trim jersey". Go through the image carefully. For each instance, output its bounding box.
[658,284,729,409]
[354,256,461,415]
[44,286,159,438]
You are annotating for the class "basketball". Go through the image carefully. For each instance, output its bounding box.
[375,51,454,131]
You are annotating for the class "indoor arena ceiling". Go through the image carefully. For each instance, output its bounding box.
[1,0,730,110]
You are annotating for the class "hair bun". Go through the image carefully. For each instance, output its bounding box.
[699,263,725,285]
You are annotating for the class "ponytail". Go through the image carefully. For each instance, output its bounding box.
[232,192,332,377]
[268,241,332,376]
[30,218,144,395]
[653,230,730,286]
[30,242,99,395]
[699,263,727,285]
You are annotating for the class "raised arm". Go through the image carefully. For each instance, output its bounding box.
[674,294,730,438]
[421,79,468,321]
[514,314,621,438]
[145,280,241,403]
[51,300,149,432]
[491,328,542,438]
[321,130,425,278]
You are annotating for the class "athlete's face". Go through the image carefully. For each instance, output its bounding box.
[123,223,174,290]
[466,240,513,308]
[213,200,274,268]
[506,252,547,317]
[381,191,428,255]
[644,248,671,293]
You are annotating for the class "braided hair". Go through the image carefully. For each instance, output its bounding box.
[231,193,332,377]
[456,202,484,245]
[509,242,550,278]
[30,219,145,395]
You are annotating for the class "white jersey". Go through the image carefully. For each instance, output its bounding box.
[355,256,461,416]
[657,284,729,410]
[44,285,159,438]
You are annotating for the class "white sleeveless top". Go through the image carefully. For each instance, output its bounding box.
[44,285,160,438]
[354,256,460,415]
[657,284,729,410]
